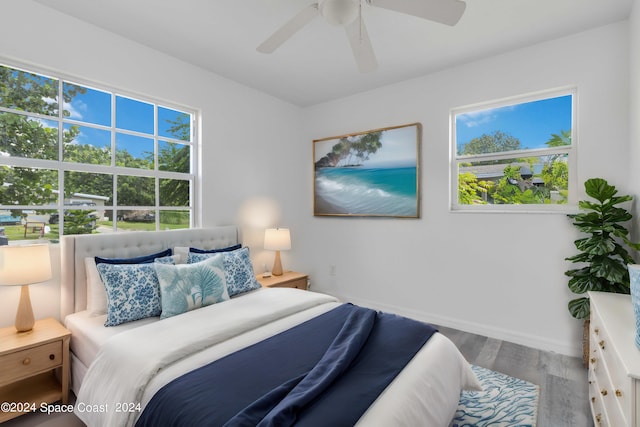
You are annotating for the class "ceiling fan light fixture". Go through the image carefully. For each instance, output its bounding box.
[318,0,359,26]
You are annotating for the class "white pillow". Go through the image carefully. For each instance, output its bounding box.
[85,257,107,316]
[172,247,189,264]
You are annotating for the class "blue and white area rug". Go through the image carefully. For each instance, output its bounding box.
[450,365,539,427]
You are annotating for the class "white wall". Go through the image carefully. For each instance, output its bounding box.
[0,1,303,327]
[299,22,631,356]
[630,1,640,238]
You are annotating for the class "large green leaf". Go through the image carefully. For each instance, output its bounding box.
[577,201,604,213]
[585,178,617,202]
[610,223,631,237]
[590,256,628,282]
[602,195,633,210]
[611,243,636,265]
[572,224,612,234]
[602,208,632,223]
[574,235,615,255]
[568,297,590,319]
[567,275,595,294]
[565,266,590,278]
[624,237,640,251]
[565,252,592,263]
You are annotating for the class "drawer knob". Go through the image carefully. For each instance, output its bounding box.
[591,396,596,403]
[601,389,608,396]
[596,413,602,423]
[599,340,605,350]
[49,354,55,361]
[590,357,597,364]
[594,328,599,335]
[22,357,31,365]
[616,389,622,397]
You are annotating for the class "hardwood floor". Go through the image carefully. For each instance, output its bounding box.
[4,326,592,427]
[437,325,593,427]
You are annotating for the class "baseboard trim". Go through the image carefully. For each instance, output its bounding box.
[336,293,582,358]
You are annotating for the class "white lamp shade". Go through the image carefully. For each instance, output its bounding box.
[264,228,291,251]
[0,244,52,286]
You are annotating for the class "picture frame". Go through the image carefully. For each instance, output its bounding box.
[313,123,421,218]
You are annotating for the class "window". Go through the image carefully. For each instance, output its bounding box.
[451,89,575,211]
[0,63,197,239]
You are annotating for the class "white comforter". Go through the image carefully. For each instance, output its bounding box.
[76,288,479,427]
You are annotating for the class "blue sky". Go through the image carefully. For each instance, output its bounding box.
[365,125,418,168]
[63,84,189,158]
[456,94,572,151]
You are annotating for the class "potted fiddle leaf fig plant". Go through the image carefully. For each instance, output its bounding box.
[565,177,639,319]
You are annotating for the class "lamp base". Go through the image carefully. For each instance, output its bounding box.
[15,285,34,333]
[272,250,284,276]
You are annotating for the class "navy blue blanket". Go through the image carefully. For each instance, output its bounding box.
[136,304,437,427]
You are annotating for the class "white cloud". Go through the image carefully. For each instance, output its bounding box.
[458,105,516,128]
[458,110,496,128]
[63,99,86,120]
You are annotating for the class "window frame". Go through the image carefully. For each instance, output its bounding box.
[450,87,577,213]
[0,60,199,237]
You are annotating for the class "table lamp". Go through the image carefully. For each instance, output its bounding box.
[0,244,52,332]
[264,228,291,276]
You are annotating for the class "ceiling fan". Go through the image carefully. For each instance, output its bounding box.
[257,0,466,73]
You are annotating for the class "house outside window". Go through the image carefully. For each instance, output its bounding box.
[0,62,197,240]
[451,88,576,212]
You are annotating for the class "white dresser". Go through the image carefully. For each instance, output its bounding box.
[589,291,640,426]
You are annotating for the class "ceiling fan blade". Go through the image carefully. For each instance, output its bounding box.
[367,0,466,26]
[257,3,319,53]
[345,18,378,73]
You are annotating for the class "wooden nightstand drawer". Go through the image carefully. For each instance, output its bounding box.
[272,276,307,289]
[257,271,308,290]
[0,318,70,422]
[0,340,62,386]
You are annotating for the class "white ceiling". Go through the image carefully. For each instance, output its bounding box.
[34,0,633,107]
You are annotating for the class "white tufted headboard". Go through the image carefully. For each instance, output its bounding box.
[60,226,238,319]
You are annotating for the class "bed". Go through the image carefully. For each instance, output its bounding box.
[61,226,479,426]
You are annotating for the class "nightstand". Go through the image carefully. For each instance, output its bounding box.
[257,271,309,290]
[0,318,70,422]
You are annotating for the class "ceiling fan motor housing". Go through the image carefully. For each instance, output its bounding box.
[318,0,359,26]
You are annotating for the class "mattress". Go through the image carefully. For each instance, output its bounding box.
[75,288,480,427]
[64,310,159,369]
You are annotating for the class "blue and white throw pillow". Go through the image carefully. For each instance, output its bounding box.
[155,254,230,319]
[187,247,261,297]
[154,255,179,265]
[96,263,162,326]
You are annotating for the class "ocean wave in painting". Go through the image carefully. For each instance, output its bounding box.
[315,167,417,216]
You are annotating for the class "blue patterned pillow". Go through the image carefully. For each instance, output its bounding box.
[96,263,162,326]
[187,247,261,297]
[154,255,178,265]
[154,254,229,319]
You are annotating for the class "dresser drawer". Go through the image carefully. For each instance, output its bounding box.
[590,373,609,427]
[0,341,62,386]
[591,313,632,423]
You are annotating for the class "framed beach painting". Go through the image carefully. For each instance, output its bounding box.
[313,123,421,218]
